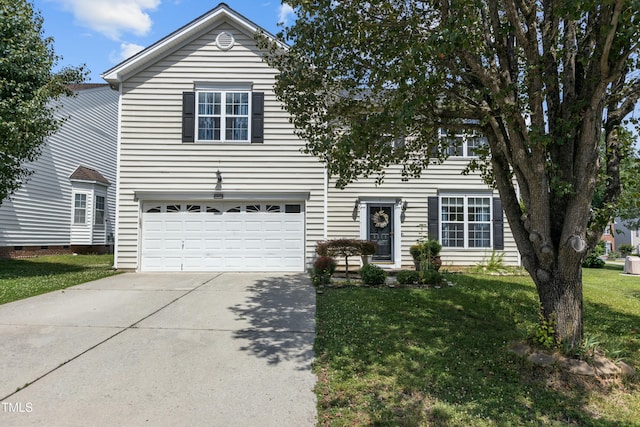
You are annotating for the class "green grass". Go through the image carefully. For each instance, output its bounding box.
[0,254,119,305]
[314,264,640,426]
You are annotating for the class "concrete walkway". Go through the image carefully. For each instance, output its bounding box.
[0,273,316,426]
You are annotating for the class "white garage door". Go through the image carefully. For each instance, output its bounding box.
[140,202,305,272]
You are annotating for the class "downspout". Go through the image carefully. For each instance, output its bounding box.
[323,163,328,240]
[113,83,123,270]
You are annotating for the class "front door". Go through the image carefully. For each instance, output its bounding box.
[368,204,393,262]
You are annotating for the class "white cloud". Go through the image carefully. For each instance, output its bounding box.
[120,42,145,60]
[53,0,161,40]
[109,42,145,63]
[277,3,295,26]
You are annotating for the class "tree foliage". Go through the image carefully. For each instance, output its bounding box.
[0,0,86,203]
[263,0,640,348]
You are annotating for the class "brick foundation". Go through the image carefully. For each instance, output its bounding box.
[0,245,113,259]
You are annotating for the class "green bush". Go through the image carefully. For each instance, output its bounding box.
[582,253,605,268]
[311,256,336,287]
[619,244,635,257]
[359,264,387,286]
[582,241,606,268]
[396,270,419,285]
[421,269,444,285]
[608,250,621,260]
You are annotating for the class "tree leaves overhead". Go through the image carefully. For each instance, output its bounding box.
[262,0,640,348]
[0,0,86,203]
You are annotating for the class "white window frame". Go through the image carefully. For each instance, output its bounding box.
[73,193,87,225]
[440,194,492,249]
[94,195,105,225]
[439,129,487,157]
[195,89,251,143]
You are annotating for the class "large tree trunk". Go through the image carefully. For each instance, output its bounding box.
[535,265,584,350]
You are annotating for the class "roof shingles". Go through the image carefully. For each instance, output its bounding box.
[69,166,110,185]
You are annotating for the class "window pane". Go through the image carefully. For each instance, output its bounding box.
[198,92,221,115]
[442,223,464,247]
[469,223,491,247]
[467,136,487,157]
[74,194,86,224]
[441,197,464,221]
[225,117,248,141]
[226,92,249,115]
[198,117,221,140]
[445,137,463,156]
[468,197,490,222]
[94,195,105,224]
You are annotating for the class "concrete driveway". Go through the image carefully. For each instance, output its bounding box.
[0,273,316,426]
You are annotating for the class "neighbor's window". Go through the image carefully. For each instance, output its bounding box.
[440,195,491,248]
[440,129,487,157]
[94,195,105,225]
[197,91,250,142]
[74,193,87,224]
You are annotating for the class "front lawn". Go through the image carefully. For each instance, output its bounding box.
[314,264,640,426]
[0,254,119,305]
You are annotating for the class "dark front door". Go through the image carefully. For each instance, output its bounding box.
[368,204,393,261]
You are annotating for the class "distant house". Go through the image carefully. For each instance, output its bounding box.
[0,85,118,258]
[614,218,640,255]
[600,222,616,255]
[102,3,520,272]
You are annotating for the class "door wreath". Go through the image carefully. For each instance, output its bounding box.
[372,210,389,228]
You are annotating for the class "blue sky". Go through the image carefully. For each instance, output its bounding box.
[34,0,294,83]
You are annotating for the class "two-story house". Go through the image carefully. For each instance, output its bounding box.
[0,84,118,258]
[102,3,520,272]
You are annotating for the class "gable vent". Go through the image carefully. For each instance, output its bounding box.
[216,31,235,50]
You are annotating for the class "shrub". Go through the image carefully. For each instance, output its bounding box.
[359,264,387,286]
[409,239,442,260]
[359,240,377,256]
[316,239,376,278]
[582,241,606,268]
[582,252,605,268]
[582,255,605,268]
[619,244,635,257]
[421,269,443,285]
[608,250,621,260]
[396,270,419,285]
[311,256,336,287]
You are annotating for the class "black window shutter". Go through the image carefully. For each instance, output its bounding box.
[427,196,439,240]
[182,92,195,143]
[493,197,504,250]
[251,92,264,144]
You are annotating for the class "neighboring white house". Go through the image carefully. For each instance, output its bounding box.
[102,3,520,272]
[0,85,118,258]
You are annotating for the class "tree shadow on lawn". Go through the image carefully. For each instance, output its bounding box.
[314,275,638,426]
[229,273,316,371]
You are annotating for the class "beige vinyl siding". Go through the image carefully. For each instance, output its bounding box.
[327,159,520,268]
[115,22,325,270]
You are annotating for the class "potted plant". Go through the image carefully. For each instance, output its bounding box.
[410,239,442,271]
[359,240,377,265]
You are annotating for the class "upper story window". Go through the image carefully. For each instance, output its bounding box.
[94,195,105,225]
[183,85,264,144]
[74,193,87,225]
[197,90,250,142]
[440,129,487,157]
